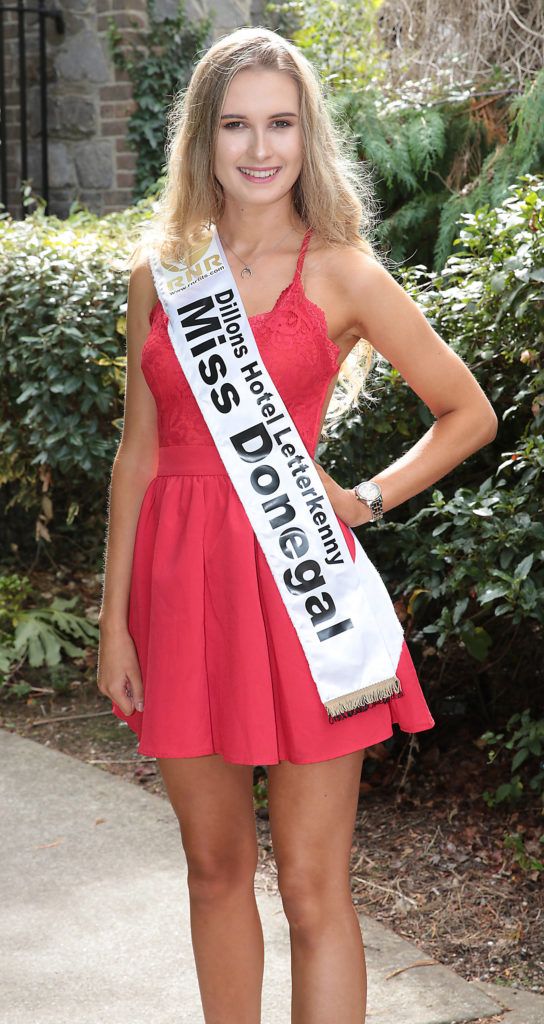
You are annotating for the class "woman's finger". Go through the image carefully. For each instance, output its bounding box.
[110,677,136,717]
[125,669,145,712]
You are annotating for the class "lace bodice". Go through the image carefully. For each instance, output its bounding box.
[141,228,342,457]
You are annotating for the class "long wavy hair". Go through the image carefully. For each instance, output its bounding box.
[130,25,386,437]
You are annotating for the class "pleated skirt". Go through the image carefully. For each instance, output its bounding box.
[111,445,436,763]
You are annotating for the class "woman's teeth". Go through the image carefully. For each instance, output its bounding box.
[238,167,280,180]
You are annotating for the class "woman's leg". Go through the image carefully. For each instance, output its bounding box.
[267,749,366,1024]
[157,754,263,1024]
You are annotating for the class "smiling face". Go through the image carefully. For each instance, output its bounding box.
[213,66,303,207]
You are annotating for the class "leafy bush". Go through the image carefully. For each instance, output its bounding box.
[478,708,544,874]
[480,709,544,808]
[0,573,99,690]
[344,67,544,270]
[265,0,388,93]
[322,174,544,719]
[0,195,154,560]
[398,446,543,657]
[503,831,544,875]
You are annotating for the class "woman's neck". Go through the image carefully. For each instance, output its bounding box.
[215,209,307,253]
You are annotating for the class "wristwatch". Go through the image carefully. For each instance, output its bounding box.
[352,480,384,522]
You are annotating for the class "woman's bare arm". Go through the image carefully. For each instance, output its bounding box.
[98,260,159,631]
[314,249,498,528]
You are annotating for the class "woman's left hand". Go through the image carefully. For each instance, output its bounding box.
[312,460,369,528]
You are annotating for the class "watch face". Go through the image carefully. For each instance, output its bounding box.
[358,481,381,502]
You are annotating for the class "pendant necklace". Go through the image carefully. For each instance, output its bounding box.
[220,225,299,279]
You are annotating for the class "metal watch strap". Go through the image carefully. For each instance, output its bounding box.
[353,481,384,522]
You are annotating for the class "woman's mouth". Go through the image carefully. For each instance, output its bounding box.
[237,167,281,184]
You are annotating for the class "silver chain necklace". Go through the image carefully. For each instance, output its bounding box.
[219,225,298,279]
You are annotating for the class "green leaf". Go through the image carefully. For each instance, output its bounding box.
[514,554,534,579]
[461,626,492,662]
[479,585,510,604]
[511,748,529,772]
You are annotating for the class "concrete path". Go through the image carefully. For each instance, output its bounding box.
[0,728,540,1024]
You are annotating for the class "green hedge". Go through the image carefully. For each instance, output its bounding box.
[0,196,154,561]
[1,176,542,725]
[322,174,543,721]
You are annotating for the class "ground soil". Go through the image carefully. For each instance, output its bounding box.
[1,565,542,1012]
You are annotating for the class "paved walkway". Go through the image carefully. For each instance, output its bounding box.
[1,728,541,1024]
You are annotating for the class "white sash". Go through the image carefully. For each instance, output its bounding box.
[148,226,404,723]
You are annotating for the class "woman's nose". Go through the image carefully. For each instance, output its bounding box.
[246,130,272,160]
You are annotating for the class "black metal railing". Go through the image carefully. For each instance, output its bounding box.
[0,0,64,216]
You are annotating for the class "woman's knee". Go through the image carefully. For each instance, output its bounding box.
[157,754,258,899]
[277,865,352,931]
[186,846,259,902]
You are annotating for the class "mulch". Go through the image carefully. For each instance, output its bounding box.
[253,726,543,997]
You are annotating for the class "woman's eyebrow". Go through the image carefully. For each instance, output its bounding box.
[220,111,299,119]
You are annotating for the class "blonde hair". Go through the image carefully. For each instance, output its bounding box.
[130,25,386,437]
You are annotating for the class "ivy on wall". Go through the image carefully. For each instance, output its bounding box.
[107,0,214,200]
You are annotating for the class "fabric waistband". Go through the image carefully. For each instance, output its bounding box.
[157,445,228,476]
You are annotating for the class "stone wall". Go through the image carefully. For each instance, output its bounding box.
[2,0,257,218]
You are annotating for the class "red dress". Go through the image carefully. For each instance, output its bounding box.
[111,228,435,763]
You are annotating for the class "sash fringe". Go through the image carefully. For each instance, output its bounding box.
[325,676,404,724]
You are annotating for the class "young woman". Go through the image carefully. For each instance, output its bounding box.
[97,26,497,1024]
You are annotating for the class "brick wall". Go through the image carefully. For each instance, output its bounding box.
[2,0,255,219]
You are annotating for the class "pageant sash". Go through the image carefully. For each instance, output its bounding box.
[148,226,405,723]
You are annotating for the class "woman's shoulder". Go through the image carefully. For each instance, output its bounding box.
[306,231,385,294]
[128,251,159,323]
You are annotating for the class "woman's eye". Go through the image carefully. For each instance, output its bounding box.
[223,120,292,129]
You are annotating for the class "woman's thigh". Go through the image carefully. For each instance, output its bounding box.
[266,750,365,906]
[157,754,258,883]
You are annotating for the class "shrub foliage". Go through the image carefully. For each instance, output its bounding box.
[321,174,543,723]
